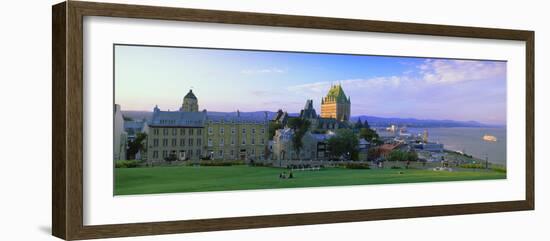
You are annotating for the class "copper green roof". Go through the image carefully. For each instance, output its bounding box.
[325,84,349,102]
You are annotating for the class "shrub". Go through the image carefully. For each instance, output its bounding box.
[115,160,140,168]
[345,163,370,169]
[199,160,245,166]
[492,165,507,173]
[460,163,485,169]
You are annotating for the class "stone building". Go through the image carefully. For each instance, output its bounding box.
[113,104,127,160]
[124,119,149,142]
[320,84,351,122]
[205,111,269,162]
[179,89,199,112]
[147,106,206,162]
[299,99,350,131]
[145,89,269,163]
[272,128,334,161]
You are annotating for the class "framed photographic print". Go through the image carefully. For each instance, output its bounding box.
[52,1,534,240]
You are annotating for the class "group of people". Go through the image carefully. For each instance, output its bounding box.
[279,171,294,179]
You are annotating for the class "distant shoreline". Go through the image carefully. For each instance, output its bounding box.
[121,110,504,128]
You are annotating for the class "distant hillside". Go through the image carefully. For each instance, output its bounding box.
[350,116,496,128]
[122,110,495,128]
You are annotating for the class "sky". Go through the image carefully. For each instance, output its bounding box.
[115,45,507,125]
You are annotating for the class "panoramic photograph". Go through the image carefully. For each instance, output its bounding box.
[113,44,507,195]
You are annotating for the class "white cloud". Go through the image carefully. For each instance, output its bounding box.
[419,59,506,84]
[241,67,286,75]
[287,76,406,95]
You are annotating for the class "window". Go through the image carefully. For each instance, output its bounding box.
[242,138,246,145]
[188,138,193,146]
[153,139,159,147]
[208,127,213,135]
[172,139,177,147]
[251,138,255,145]
[188,150,193,157]
[180,139,185,146]
[163,129,168,135]
[180,129,185,135]
[231,137,235,145]
[230,149,234,157]
[153,129,159,135]
[162,150,168,158]
[242,128,246,134]
[162,138,168,147]
[252,128,256,134]
[219,150,224,158]
[220,138,224,146]
[189,129,194,135]
[197,129,202,135]
[231,127,235,134]
[172,129,177,136]
[208,138,213,147]
[261,138,265,144]
[197,149,201,156]
[153,151,158,158]
[197,138,202,146]
[220,127,224,134]
[261,128,265,134]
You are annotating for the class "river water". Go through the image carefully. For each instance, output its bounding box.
[381,127,507,165]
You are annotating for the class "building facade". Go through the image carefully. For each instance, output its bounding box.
[147,106,206,162]
[205,112,269,161]
[320,84,351,122]
[146,89,269,163]
[113,104,127,160]
[272,128,334,161]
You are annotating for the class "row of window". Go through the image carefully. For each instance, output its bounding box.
[206,137,265,146]
[152,138,202,147]
[151,149,265,160]
[208,149,264,159]
[151,137,266,148]
[207,127,265,135]
[152,149,201,159]
[152,128,202,136]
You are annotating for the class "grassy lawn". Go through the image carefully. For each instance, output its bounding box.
[114,165,506,195]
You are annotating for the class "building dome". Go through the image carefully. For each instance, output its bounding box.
[180,89,199,112]
[184,89,197,100]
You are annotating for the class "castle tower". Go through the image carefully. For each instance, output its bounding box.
[320,84,351,121]
[180,89,199,112]
[300,99,317,119]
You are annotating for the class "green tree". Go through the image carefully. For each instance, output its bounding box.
[359,127,379,142]
[327,129,359,161]
[354,118,364,129]
[388,150,407,162]
[407,150,419,162]
[363,119,370,129]
[268,121,283,140]
[287,118,311,160]
[127,132,147,160]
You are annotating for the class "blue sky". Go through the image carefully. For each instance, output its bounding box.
[115,45,507,125]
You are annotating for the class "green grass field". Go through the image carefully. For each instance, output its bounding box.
[114,165,506,195]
